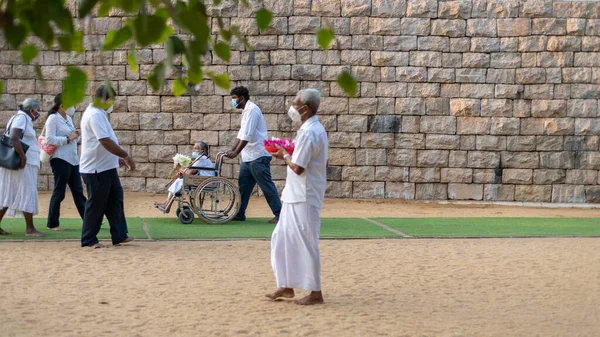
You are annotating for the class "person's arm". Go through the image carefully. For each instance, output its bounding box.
[226,109,259,158]
[9,128,27,169]
[98,138,136,170]
[45,115,67,146]
[271,131,313,176]
[90,113,135,170]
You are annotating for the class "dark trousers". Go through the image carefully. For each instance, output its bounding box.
[237,156,282,220]
[47,158,87,228]
[81,169,129,246]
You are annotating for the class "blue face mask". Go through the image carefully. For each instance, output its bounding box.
[192,152,200,159]
[232,98,239,108]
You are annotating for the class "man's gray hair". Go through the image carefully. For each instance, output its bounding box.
[299,89,321,114]
[19,97,40,112]
[196,141,209,155]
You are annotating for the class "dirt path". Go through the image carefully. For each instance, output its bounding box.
[1,239,598,337]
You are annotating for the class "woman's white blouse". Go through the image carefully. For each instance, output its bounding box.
[44,113,80,166]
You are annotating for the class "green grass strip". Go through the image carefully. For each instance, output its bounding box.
[142,217,395,239]
[373,217,600,237]
[0,217,394,240]
[0,217,146,241]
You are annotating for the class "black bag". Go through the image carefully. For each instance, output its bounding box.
[0,115,30,170]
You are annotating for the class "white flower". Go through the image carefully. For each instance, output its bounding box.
[173,153,192,167]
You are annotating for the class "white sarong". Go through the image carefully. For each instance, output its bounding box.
[168,177,184,195]
[271,202,322,291]
[0,164,39,216]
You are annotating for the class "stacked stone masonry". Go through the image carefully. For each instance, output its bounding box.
[1,0,600,203]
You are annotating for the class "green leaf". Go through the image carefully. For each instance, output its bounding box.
[62,67,88,108]
[128,44,139,74]
[103,26,132,51]
[0,81,4,95]
[131,14,168,47]
[316,28,335,50]
[336,71,358,98]
[255,8,272,32]
[208,72,230,90]
[156,26,175,45]
[147,63,166,91]
[187,68,203,84]
[5,24,27,49]
[21,44,38,64]
[214,42,230,62]
[78,0,100,18]
[98,1,112,17]
[173,78,188,96]
[214,0,222,5]
[166,36,186,57]
[59,31,84,53]
[115,0,140,12]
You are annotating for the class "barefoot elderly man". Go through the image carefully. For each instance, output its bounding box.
[266,89,328,305]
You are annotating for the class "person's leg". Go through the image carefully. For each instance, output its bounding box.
[266,202,294,300]
[251,156,282,220]
[68,164,87,220]
[81,172,110,247]
[294,204,324,305]
[0,207,10,235]
[47,158,71,229]
[24,212,45,236]
[104,169,131,245]
[235,160,257,221]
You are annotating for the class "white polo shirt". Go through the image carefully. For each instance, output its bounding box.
[281,115,328,209]
[79,104,120,174]
[237,100,271,162]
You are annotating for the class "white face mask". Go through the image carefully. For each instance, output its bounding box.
[287,106,302,122]
[105,105,114,114]
[65,107,76,116]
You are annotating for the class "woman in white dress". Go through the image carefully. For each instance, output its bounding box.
[0,98,45,237]
[44,93,86,231]
[154,141,215,213]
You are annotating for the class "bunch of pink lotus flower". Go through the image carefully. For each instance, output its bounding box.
[264,137,295,155]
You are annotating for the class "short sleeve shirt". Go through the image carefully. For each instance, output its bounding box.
[79,104,119,174]
[281,116,328,209]
[237,100,271,162]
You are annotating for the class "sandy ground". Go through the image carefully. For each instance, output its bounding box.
[0,239,598,337]
[36,191,600,219]
[3,193,597,336]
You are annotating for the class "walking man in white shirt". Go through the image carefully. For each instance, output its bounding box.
[80,85,136,248]
[266,89,328,305]
[225,86,282,224]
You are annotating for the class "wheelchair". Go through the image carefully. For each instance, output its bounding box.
[170,152,241,224]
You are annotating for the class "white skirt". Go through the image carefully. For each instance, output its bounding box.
[168,178,184,195]
[0,164,39,216]
[271,202,322,291]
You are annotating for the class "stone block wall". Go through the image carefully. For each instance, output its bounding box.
[1,0,600,202]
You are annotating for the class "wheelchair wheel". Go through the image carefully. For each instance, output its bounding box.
[192,177,241,224]
[177,207,195,224]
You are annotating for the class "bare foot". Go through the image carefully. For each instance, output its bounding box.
[47,226,65,231]
[0,228,11,235]
[265,288,295,300]
[86,243,107,249]
[25,230,46,237]
[114,237,135,246]
[294,291,324,305]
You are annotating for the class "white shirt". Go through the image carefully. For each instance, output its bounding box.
[237,100,271,162]
[79,104,119,174]
[44,113,79,166]
[281,115,328,209]
[191,155,216,176]
[7,111,40,167]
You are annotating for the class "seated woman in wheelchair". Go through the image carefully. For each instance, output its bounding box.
[154,141,215,213]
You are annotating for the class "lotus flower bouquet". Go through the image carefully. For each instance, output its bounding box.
[264,137,295,155]
[173,153,192,168]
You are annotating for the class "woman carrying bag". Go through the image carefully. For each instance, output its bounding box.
[43,93,85,231]
[0,98,45,237]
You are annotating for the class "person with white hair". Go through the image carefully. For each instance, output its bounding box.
[266,89,329,305]
[154,141,215,213]
[0,98,45,237]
